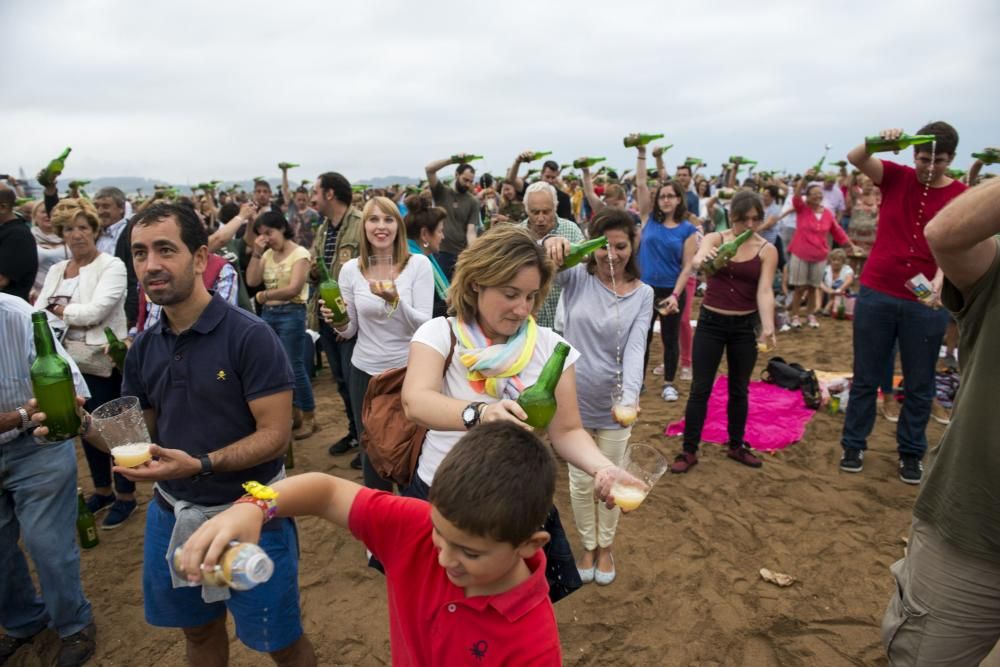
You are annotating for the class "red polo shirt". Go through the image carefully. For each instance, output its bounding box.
[788,195,850,263]
[348,488,561,666]
[861,160,967,300]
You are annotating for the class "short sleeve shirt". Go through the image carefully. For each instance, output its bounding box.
[122,294,294,505]
[432,181,481,255]
[349,488,562,666]
[261,245,311,304]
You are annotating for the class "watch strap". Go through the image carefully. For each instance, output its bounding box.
[16,407,31,431]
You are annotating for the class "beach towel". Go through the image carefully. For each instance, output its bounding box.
[665,377,816,451]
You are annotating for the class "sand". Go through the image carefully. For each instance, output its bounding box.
[10,304,995,666]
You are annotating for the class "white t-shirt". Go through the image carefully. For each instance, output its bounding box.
[411,316,580,486]
[822,264,855,290]
[337,253,434,376]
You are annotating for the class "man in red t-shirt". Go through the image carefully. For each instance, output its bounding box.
[839,123,967,484]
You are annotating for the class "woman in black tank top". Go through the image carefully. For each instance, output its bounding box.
[670,191,779,474]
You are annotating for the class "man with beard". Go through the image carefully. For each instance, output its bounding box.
[519,181,583,329]
[110,203,316,666]
[424,155,480,280]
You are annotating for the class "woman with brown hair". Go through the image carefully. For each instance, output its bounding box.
[403,194,449,317]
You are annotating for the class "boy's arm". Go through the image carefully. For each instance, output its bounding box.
[847,128,901,186]
[924,177,1000,293]
[177,472,362,580]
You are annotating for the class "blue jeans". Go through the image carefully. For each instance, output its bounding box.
[0,434,92,638]
[318,320,357,441]
[841,286,950,457]
[261,304,314,412]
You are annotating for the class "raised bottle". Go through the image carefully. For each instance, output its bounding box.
[946,168,966,180]
[77,487,99,549]
[972,149,1000,165]
[173,542,274,591]
[573,157,606,169]
[30,312,81,442]
[38,147,71,187]
[104,327,128,374]
[561,236,607,269]
[525,168,540,178]
[705,228,754,275]
[652,144,675,157]
[277,162,300,170]
[684,157,704,167]
[352,184,370,193]
[623,133,664,148]
[865,134,935,153]
[317,261,349,328]
[451,154,484,163]
[517,343,570,430]
[525,151,552,162]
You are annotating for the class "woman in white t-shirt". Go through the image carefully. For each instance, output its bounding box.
[325,196,434,490]
[400,225,629,601]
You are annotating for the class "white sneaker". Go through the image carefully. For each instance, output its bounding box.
[679,367,692,381]
[652,364,665,376]
[779,323,792,333]
[661,385,679,402]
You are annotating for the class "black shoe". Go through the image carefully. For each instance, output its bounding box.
[85,493,115,515]
[0,629,42,665]
[350,453,363,470]
[328,435,359,456]
[57,623,96,667]
[840,448,864,473]
[899,456,923,485]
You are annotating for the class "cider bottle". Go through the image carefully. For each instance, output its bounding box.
[104,327,128,374]
[525,151,552,162]
[316,261,349,328]
[30,312,81,442]
[972,149,999,165]
[451,154,484,163]
[865,134,935,153]
[517,343,570,430]
[277,162,300,170]
[561,236,608,269]
[77,488,99,549]
[573,157,606,169]
[525,168,539,179]
[38,147,71,187]
[623,133,664,148]
[173,542,274,591]
[704,228,754,275]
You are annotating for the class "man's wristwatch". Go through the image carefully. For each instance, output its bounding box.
[462,402,486,430]
[192,454,213,480]
[16,407,32,432]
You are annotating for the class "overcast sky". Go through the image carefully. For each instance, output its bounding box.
[3,0,998,185]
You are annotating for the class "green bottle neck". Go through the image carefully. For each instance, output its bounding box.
[533,343,570,394]
[317,260,332,283]
[32,314,57,357]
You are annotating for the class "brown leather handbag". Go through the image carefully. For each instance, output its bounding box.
[361,327,456,486]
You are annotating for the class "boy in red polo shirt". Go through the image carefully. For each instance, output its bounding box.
[177,422,562,666]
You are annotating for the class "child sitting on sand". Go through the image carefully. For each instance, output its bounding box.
[175,422,562,666]
[821,248,855,317]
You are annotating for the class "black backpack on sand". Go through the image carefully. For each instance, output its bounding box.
[761,356,822,410]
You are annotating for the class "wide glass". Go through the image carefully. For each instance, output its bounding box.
[611,390,638,427]
[91,396,153,467]
[611,443,669,511]
[368,255,396,292]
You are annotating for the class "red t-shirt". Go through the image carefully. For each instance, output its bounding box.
[861,160,967,300]
[348,488,561,666]
[788,196,850,263]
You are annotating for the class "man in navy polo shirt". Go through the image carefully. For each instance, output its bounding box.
[113,203,316,666]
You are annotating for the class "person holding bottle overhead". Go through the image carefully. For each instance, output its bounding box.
[671,191,778,473]
[632,139,698,402]
[322,197,433,489]
[403,194,449,317]
[544,208,654,586]
[400,224,633,602]
[34,198,134,529]
[245,211,317,441]
[424,154,480,280]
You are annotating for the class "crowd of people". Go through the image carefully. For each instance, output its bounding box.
[0,123,998,666]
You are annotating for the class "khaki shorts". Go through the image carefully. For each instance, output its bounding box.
[787,255,824,287]
[882,517,1000,665]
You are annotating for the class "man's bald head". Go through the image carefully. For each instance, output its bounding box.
[0,184,15,211]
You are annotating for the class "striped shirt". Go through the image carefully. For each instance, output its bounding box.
[0,293,90,445]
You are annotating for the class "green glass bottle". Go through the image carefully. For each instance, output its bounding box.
[30,312,81,442]
[352,184,370,193]
[317,261,350,328]
[104,327,128,374]
[946,168,966,180]
[525,168,540,178]
[451,154,484,163]
[865,134,936,153]
[38,147,71,187]
[525,151,553,162]
[832,160,848,168]
[277,162,300,170]
[517,343,570,430]
[561,236,608,269]
[573,157,606,169]
[285,442,295,470]
[77,487,99,549]
[15,197,33,206]
[972,149,1000,165]
[704,228,754,275]
[69,179,90,189]
[813,154,828,173]
[559,163,572,171]
[623,133,664,148]
[684,157,704,167]
[652,144,675,157]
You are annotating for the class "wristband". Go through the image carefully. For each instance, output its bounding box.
[237,481,279,523]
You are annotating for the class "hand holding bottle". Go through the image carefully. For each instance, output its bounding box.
[24,395,87,442]
[480,400,534,431]
[176,503,265,585]
[543,236,571,266]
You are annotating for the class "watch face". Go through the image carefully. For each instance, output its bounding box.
[463,406,476,426]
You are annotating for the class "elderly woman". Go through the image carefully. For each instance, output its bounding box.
[34,198,132,528]
[30,200,68,302]
[400,224,630,601]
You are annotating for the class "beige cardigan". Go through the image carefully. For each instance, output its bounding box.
[34,252,128,346]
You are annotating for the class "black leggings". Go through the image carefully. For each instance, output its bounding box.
[645,287,687,383]
[682,309,759,452]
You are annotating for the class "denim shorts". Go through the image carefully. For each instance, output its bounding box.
[142,499,303,653]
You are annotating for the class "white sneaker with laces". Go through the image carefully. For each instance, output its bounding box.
[661,385,679,402]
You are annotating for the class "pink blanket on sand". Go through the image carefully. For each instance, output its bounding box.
[664,377,814,451]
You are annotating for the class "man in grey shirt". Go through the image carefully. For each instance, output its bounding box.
[424,154,480,280]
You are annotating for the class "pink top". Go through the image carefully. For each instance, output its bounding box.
[788,196,850,263]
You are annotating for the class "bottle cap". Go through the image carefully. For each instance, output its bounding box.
[243,551,275,584]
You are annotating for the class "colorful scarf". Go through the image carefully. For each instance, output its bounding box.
[452,316,538,398]
[407,239,449,301]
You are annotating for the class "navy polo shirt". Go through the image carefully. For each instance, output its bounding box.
[123,294,294,506]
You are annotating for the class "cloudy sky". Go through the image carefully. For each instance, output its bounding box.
[4,0,998,185]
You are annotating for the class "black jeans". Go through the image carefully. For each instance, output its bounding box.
[682,309,759,453]
[348,364,393,492]
[645,287,687,383]
[82,371,135,495]
[318,321,358,441]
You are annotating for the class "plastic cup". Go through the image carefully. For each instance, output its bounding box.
[368,255,395,289]
[611,443,669,512]
[91,396,153,467]
[611,390,638,427]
